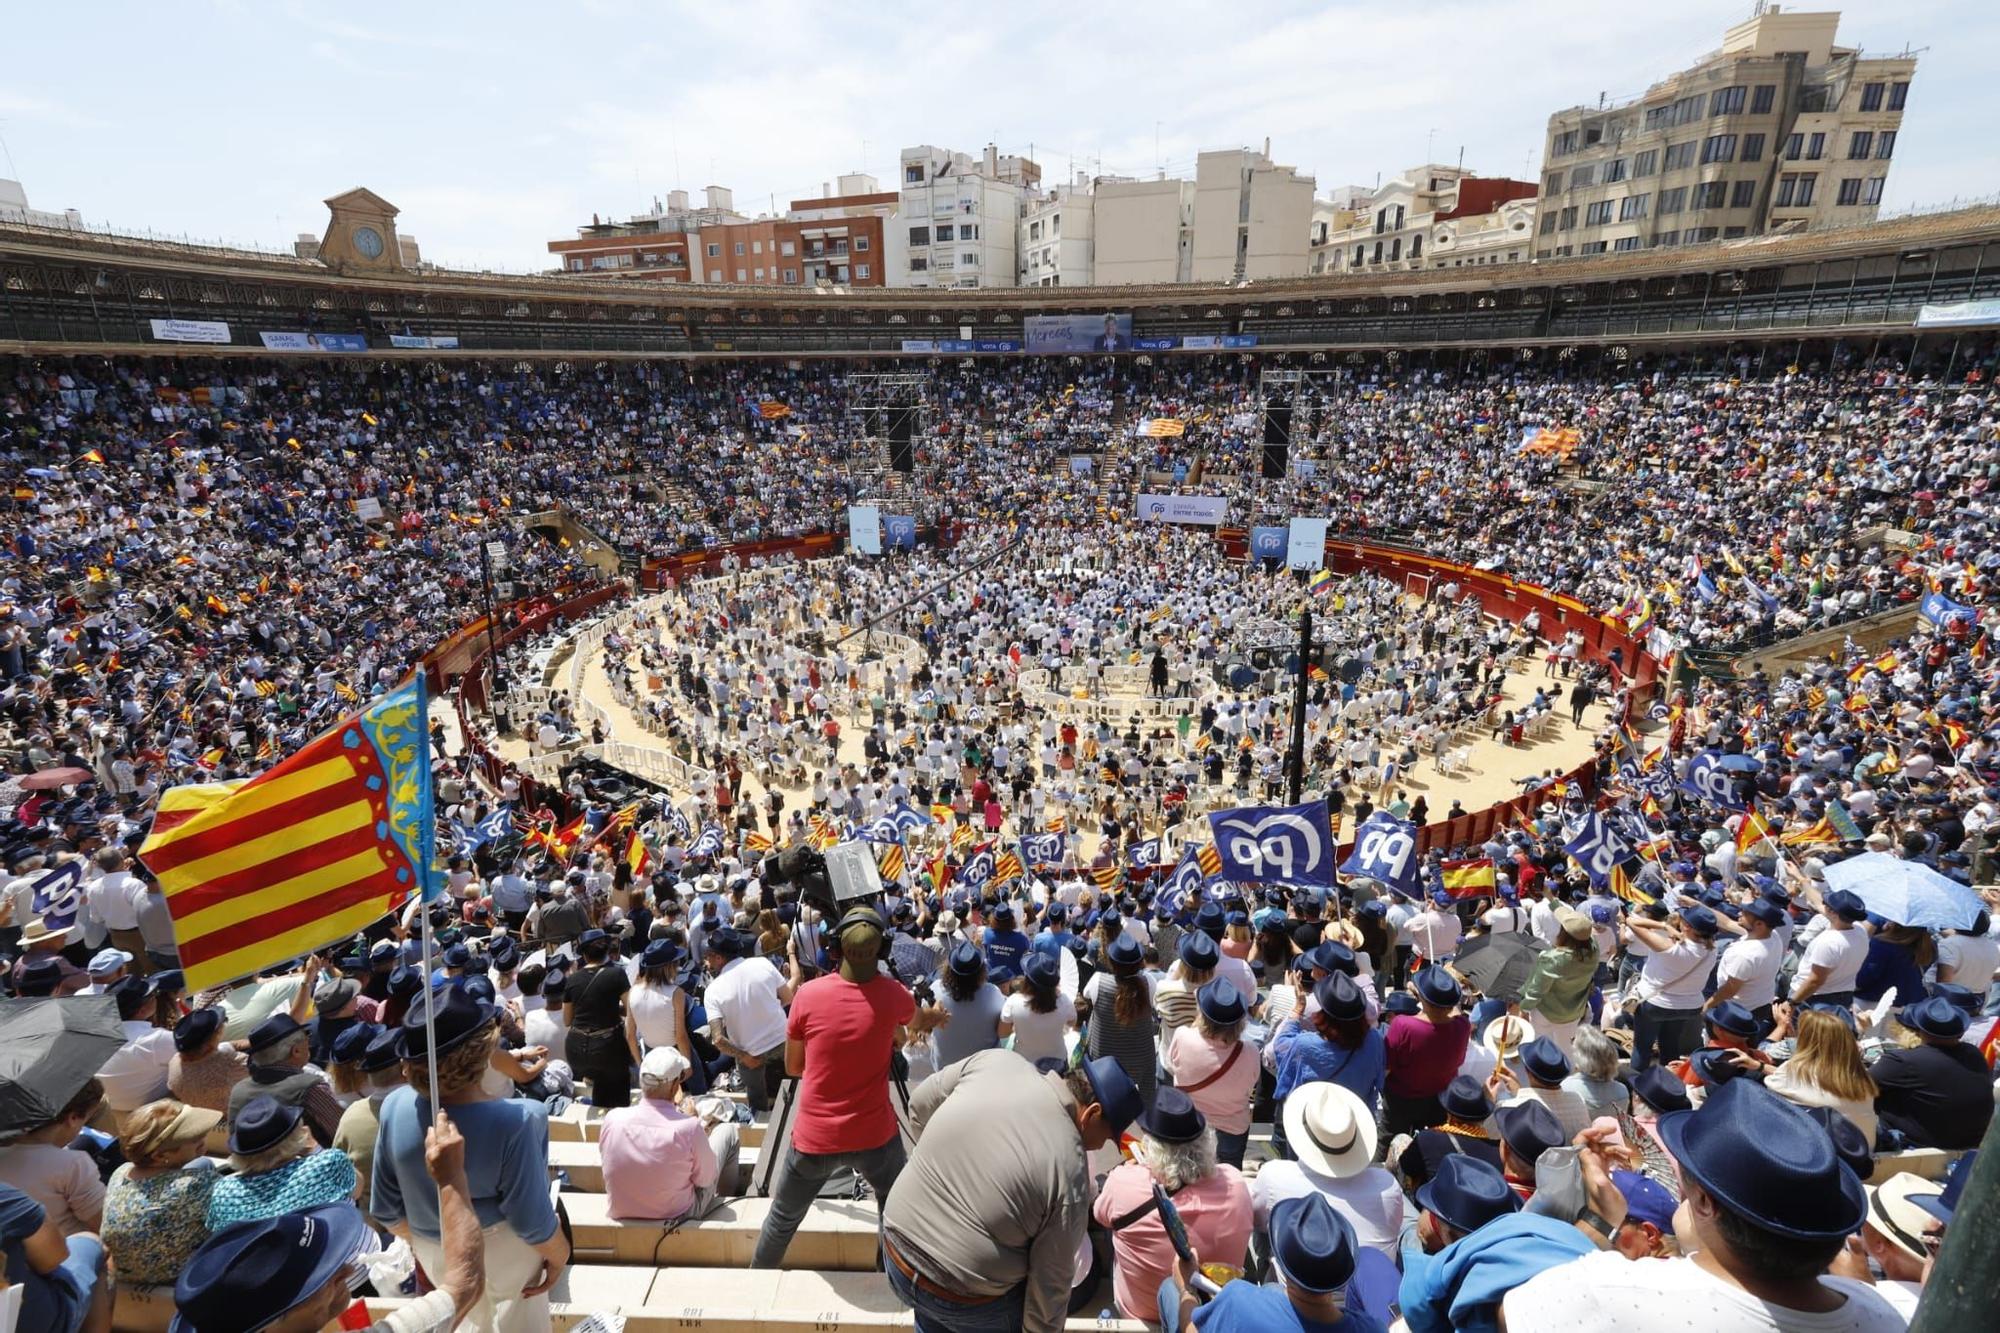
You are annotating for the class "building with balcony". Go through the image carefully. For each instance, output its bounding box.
[1019,177,1094,287]
[1312,167,1537,273]
[546,186,748,280]
[787,175,893,288]
[1536,6,1917,259]
[888,145,1036,289]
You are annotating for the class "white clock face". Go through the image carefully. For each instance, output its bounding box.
[353,225,385,259]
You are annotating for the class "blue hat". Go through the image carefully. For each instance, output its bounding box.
[1801,1105,1874,1183]
[1612,1170,1677,1235]
[1912,1150,1977,1225]
[1080,1055,1142,1135]
[578,928,609,950]
[1632,1065,1693,1114]
[1137,1086,1205,1144]
[1269,1194,1358,1295]
[1308,941,1357,976]
[1413,965,1461,1008]
[988,963,1018,986]
[1822,889,1868,921]
[387,965,424,1001]
[246,1013,304,1055]
[1198,978,1246,1025]
[1930,981,1982,1013]
[992,901,1016,922]
[15,955,61,995]
[1520,1036,1571,1085]
[488,938,519,971]
[1022,951,1060,989]
[396,983,498,1062]
[358,1027,403,1074]
[1177,931,1219,971]
[227,1095,303,1156]
[1357,898,1388,918]
[1687,1047,1748,1087]
[1495,1099,1565,1165]
[1382,991,1420,1018]
[640,938,683,971]
[1739,898,1784,928]
[173,1007,224,1054]
[947,942,983,979]
[171,1203,371,1333]
[1430,890,1452,908]
[1656,1078,1865,1240]
[442,943,471,969]
[1225,909,1250,927]
[1194,902,1225,933]
[1415,1154,1520,1235]
[1898,995,1967,1041]
[110,973,156,1020]
[1106,934,1144,970]
[1441,1075,1493,1121]
[330,1022,379,1065]
[1706,1000,1762,1040]
[1678,903,1719,937]
[1045,902,1067,924]
[1314,973,1365,1023]
[460,976,497,1004]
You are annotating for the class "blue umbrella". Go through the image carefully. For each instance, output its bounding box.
[1717,753,1763,774]
[1820,852,1984,930]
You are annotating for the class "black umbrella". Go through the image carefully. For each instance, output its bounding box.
[0,995,127,1141]
[1449,932,1546,1003]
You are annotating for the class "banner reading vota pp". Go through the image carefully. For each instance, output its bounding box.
[1024,313,1133,354]
[1135,494,1228,526]
[1249,526,1288,561]
[1287,517,1330,570]
[848,504,882,554]
[150,319,232,344]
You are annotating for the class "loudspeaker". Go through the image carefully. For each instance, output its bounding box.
[886,406,916,474]
[1261,404,1292,480]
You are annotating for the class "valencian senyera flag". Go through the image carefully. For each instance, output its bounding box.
[140,677,439,991]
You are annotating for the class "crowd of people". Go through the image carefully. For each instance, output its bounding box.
[2,346,1999,1332]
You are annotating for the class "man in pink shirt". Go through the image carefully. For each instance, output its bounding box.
[1091,1088,1253,1323]
[598,1048,739,1221]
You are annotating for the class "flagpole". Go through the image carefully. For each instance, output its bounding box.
[413,673,444,1113]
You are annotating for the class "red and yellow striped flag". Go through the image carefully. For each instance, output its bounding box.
[1735,809,1772,853]
[1093,864,1121,893]
[875,842,906,883]
[1439,858,1497,899]
[994,850,1024,883]
[1196,844,1222,878]
[139,678,435,991]
[625,828,652,879]
[743,830,774,853]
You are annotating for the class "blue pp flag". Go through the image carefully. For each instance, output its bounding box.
[1920,590,1980,628]
[1207,801,1339,887]
[1156,851,1208,917]
[960,847,996,890]
[1563,813,1630,890]
[1336,811,1422,895]
[856,814,905,845]
[28,860,85,934]
[1679,750,1744,810]
[888,802,933,834]
[689,824,724,858]
[1129,838,1161,869]
[1020,831,1066,866]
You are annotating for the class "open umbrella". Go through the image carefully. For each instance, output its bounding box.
[1820,853,1985,931]
[19,766,93,791]
[1716,753,1763,774]
[0,996,126,1140]
[1448,931,1546,1002]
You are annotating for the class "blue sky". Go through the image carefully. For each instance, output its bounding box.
[2,0,1992,272]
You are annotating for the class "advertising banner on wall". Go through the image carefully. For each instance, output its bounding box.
[149,319,231,344]
[387,334,462,349]
[1915,299,2000,329]
[848,504,882,555]
[883,515,917,549]
[1287,517,1331,570]
[260,331,369,352]
[1135,493,1228,526]
[1249,525,1288,561]
[1024,313,1133,354]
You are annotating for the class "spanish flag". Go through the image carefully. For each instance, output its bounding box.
[204,593,231,615]
[1439,857,1497,899]
[625,828,652,879]
[361,412,378,427]
[139,677,437,991]
[80,449,106,465]
[1735,809,1773,853]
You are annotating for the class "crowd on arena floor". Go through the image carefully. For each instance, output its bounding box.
[2,348,1999,1331]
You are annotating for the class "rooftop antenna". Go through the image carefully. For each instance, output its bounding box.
[0,123,19,181]
[1426,127,1437,163]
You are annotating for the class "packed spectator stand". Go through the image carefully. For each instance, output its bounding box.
[3,333,2000,1332]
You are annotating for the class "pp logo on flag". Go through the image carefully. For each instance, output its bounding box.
[1338,812,1421,893]
[1207,802,1335,886]
[1563,815,1628,888]
[1679,751,1742,809]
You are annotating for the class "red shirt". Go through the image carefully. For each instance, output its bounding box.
[786,972,916,1154]
[1384,1013,1471,1099]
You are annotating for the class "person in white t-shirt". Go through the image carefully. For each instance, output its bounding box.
[1936,911,1999,993]
[1707,898,1787,1024]
[1502,1079,1904,1333]
[1790,890,1870,1007]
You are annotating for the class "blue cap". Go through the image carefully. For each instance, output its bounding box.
[1080,1055,1142,1136]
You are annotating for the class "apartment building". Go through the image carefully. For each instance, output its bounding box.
[546,187,747,280]
[1094,177,1196,285]
[1019,177,1095,287]
[1189,145,1316,283]
[888,144,1036,289]
[1536,6,1916,258]
[1312,167,1536,274]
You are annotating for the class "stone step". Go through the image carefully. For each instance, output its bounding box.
[549,1137,761,1192]
[548,1103,766,1147]
[562,1191,882,1270]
